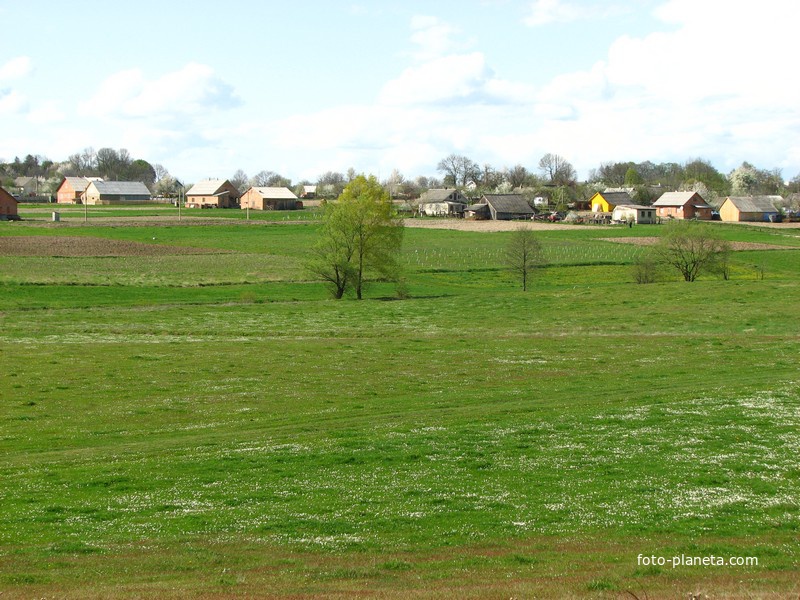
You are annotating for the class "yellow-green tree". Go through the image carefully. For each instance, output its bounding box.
[308,175,403,299]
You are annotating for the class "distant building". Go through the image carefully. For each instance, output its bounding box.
[81,181,151,205]
[719,196,780,222]
[185,179,241,208]
[652,191,713,220]
[240,187,299,211]
[479,194,535,220]
[612,204,657,224]
[57,177,97,204]
[418,189,468,217]
[589,190,633,213]
[0,186,20,220]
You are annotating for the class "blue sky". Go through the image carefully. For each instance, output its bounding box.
[2,0,799,184]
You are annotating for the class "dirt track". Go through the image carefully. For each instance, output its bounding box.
[0,236,227,257]
[600,236,792,251]
[402,219,601,232]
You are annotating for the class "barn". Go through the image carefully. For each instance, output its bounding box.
[81,181,151,205]
[240,187,299,211]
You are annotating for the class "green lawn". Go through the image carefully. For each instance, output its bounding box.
[1,217,798,598]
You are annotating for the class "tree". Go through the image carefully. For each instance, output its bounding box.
[251,170,291,188]
[505,226,545,291]
[230,169,250,192]
[653,221,731,282]
[538,153,576,186]
[308,175,403,299]
[436,154,479,188]
[505,164,530,189]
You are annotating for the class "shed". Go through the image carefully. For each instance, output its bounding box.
[185,179,241,208]
[81,181,151,205]
[718,196,779,222]
[464,203,490,220]
[652,191,712,220]
[480,194,535,220]
[612,204,657,224]
[0,187,20,220]
[240,187,299,211]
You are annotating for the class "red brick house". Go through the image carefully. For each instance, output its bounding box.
[56,176,97,204]
[652,191,713,220]
[0,187,20,220]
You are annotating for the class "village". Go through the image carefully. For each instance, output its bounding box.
[1,172,795,226]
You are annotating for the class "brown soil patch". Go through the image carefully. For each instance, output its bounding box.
[0,236,228,257]
[600,236,792,251]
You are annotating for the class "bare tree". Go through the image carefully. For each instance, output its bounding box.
[230,169,250,192]
[437,154,479,188]
[505,226,545,291]
[538,153,576,186]
[505,164,530,189]
[653,221,731,282]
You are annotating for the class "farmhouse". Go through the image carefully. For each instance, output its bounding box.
[81,181,151,205]
[652,191,712,220]
[719,196,780,222]
[480,194,535,220]
[589,190,633,213]
[185,179,241,208]
[0,186,20,220]
[612,204,657,224]
[56,176,99,204]
[14,176,39,197]
[418,189,468,217]
[240,186,299,211]
[300,185,317,199]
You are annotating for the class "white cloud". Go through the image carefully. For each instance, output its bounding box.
[0,89,28,114]
[409,15,461,60]
[0,56,32,80]
[80,63,240,120]
[524,0,582,26]
[28,101,65,125]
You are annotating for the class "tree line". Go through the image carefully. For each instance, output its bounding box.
[3,147,799,206]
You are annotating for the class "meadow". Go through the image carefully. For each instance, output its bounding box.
[1,208,799,598]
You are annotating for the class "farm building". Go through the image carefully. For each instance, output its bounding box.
[81,181,151,205]
[589,190,633,213]
[719,196,780,222]
[14,176,39,197]
[240,187,299,211]
[652,191,712,220]
[300,185,317,199]
[464,203,490,219]
[418,189,468,217]
[0,186,20,220]
[185,179,241,208]
[56,176,99,204]
[479,194,535,220]
[612,204,657,224]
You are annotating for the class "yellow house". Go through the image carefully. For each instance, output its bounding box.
[589,190,633,212]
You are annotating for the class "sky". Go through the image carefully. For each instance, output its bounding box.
[2,0,799,184]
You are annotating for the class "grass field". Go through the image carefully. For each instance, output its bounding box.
[1,212,799,598]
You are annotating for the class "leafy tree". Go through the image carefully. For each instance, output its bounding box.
[505,164,530,189]
[505,227,544,291]
[308,175,403,299]
[624,167,643,186]
[653,221,731,282]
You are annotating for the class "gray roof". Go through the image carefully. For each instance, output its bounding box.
[724,196,779,213]
[186,179,234,196]
[653,191,711,208]
[420,188,466,203]
[90,181,151,196]
[599,191,633,204]
[250,187,298,200]
[465,203,490,212]
[481,194,535,214]
[63,176,92,192]
[614,204,653,211]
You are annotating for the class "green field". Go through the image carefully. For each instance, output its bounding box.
[1,213,799,598]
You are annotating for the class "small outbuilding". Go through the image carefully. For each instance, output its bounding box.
[240,187,299,211]
[185,179,241,208]
[81,181,152,205]
[718,196,780,222]
[612,204,657,224]
[652,191,712,220]
[479,194,535,220]
[0,187,20,220]
[56,176,99,204]
[418,189,468,217]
